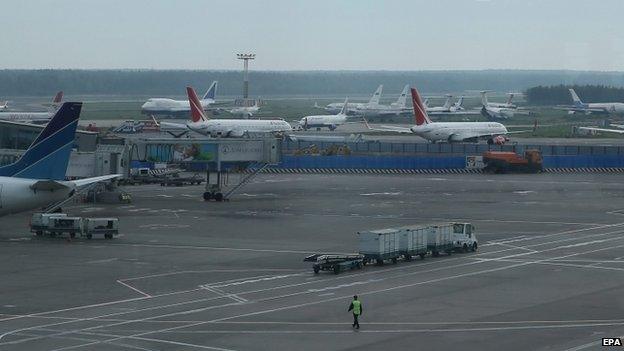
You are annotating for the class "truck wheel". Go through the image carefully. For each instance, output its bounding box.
[36,230,43,236]
[405,254,412,262]
[313,265,320,274]
[376,259,383,266]
[70,232,76,239]
[391,257,398,264]
[419,253,425,260]
[105,233,113,239]
[357,262,363,269]
[333,265,340,274]
[432,251,439,257]
[463,244,468,253]
[214,193,224,202]
[203,192,213,201]
[86,234,92,240]
[472,243,478,251]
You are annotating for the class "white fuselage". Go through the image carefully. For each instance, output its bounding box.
[587,102,624,113]
[0,177,74,216]
[230,106,260,115]
[0,111,52,123]
[184,119,292,137]
[325,102,365,114]
[410,122,508,142]
[299,114,348,130]
[141,98,215,113]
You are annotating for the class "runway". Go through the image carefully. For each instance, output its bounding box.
[1,173,624,350]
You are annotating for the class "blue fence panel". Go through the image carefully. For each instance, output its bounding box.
[544,155,624,168]
[278,155,466,170]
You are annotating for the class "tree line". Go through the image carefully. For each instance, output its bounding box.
[525,84,624,105]
[1,69,624,97]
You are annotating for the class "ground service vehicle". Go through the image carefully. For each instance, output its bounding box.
[483,150,543,173]
[30,213,67,236]
[30,214,119,239]
[83,218,119,239]
[357,228,401,265]
[452,223,478,252]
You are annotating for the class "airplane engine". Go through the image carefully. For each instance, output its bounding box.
[488,135,508,145]
[228,130,247,138]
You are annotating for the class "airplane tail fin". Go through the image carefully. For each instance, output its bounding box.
[186,86,209,122]
[411,88,431,126]
[455,96,464,108]
[368,85,383,105]
[569,89,583,106]
[442,94,453,109]
[339,98,349,115]
[506,93,514,105]
[0,102,81,180]
[53,91,64,104]
[203,81,218,100]
[395,85,409,107]
[480,91,489,106]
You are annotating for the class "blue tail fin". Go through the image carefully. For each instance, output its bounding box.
[203,81,218,100]
[0,102,81,180]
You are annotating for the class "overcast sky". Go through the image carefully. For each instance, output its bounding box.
[2,0,623,71]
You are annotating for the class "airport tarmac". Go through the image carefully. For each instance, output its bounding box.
[1,173,624,350]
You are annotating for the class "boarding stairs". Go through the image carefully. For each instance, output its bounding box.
[223,163,270,200]
[42,182,101,213]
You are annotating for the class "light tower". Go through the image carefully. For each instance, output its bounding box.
[237,53,255,99]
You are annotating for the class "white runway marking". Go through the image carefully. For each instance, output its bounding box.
[116,280,151,298]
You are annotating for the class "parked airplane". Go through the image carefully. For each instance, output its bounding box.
[364,88,528,144]
[141,81,218,115]
[0,91,64,124]
[299,98,351,131]
[0,102,120,216]
[563,88,624,115]
[324,85,383,114]
[481,91,517,109]
[157,87,291,138]
[353,85,412,116]
[0,101,8,111]
[228,100,260,118]
[576,122,624,135]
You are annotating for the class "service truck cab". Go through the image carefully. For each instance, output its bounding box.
[452,223,478,252]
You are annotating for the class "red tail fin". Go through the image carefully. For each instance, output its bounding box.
[53,91,63,103]
[411,88,431,126]
[186,86,208,123]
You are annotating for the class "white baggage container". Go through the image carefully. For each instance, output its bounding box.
[427,224,454,256]
[399,226,428,259]
[48,217,83,238]
[357,228,401,264]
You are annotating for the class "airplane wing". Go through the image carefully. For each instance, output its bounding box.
[71,174,122,187]
[159,121,187,130]
[577,127,624,134]
[30,180,69,191]
[362,118,412,133]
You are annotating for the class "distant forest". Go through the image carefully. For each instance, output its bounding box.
[525,85,624,105]
[1,69,624,97]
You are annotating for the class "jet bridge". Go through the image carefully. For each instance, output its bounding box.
[128,136,281,201]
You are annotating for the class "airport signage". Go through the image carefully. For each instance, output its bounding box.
[466,155,484,169]
[218,141,264,162]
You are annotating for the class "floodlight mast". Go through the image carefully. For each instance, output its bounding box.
[237,53,255,99]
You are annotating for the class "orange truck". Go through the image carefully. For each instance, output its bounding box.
[482,150,543,174]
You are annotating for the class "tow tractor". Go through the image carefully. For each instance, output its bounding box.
[482,149,543,174]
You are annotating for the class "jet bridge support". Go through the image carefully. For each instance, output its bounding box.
[129,136,281,201]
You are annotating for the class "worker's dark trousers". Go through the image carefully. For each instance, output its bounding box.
[352,313,360,328]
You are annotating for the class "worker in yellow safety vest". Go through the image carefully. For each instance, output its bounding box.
[348,295,362,329]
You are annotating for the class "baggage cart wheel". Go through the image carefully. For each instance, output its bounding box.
[214,193,224,202]
[313,265,320,274]
[105,233,113,239]
[419,253,425,260]
[35,231,43,236]
[405,254,412,262]
[70,232,76,239]
[86,234,92,240]
[376,259,383,266]
[49,232,57,238]
[432,251,439,257]
[391,258,398,264]
[357,262,363,269]
[333,265,340,274]
[463,244,468,253]
[472,242,478,251]
[203,192,213,201]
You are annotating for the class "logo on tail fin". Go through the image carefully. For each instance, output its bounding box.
[368,85,383,105]
[569,89,584,107]
[0,102,81,180]
[187,87,209,123]
[411,88,431,126]
[339,98,349,115]
[203,81,218,100]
